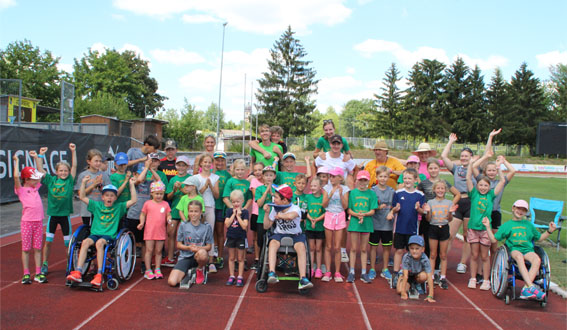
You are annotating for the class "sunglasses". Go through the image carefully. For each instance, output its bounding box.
[323,119,333,124]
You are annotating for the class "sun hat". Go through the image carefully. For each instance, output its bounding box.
[513,200,529,210]
[373,140,389,151]
[164,139,177,150]
[114,152,128,166]
[413,142,437,156]
[21,167,44,180]
[262,165,276,174]
[149,152,161,160]
[182,176,200,187]
[317,166,331,174]
[213,151,227,159]
[356,170,371,181]
[329,134,343,144]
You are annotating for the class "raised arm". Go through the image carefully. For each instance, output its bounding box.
[498,155,516,182]
[116,171,132,197]
[305,157,312,178]
[441,133,458,171]
[125,177,137,208]
[32,148,47,174]
[12,155,21,190]
[492,158,507,196]
[484,128,501,157]
[69,143,77,178]
[472,148,493,178]
[78,175,91,205]
[465,157,477,192]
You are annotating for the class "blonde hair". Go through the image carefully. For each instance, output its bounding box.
[188,200,205,223]
[376,165,389,175]
[432,180,447,191]
[231,159,247,177]
[230,189,244,203]
[198,154,213,168]
[295,173,307,183]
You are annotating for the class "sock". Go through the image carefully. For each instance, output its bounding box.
[24,269,30,275]
[361,269,366,275]
[155,268,161,272]
[76,267,83,273]
[341,248,347,253]
[350,267,355,274]
[35,266,41,274]
[43,261,48,266]
[383,268,388,272]
[98,269,103,274]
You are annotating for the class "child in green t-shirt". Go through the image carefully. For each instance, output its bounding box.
[275,153,312,187]
[213,151,231,269]
[305,177,325,279]
[252,165,276,268]
[222,159,252,210]
[110,152,132,203]
[177,176,206,221]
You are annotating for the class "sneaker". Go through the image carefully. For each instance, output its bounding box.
[468,278,476,289]
[341,251,349,263]
[321,264,327,274]
[90,273,103,287]
[66,270,82,283]
[439,277,449,290]
[388,258,394,267]
[334,272,344,283]
[144,270,155,280]
[314,269,323,279]
[321,272,332,282]
[417,283,425,295]
[380,269,392,281]
[476,273,484,285]
[360,274,372,284]
[520,286,537,300]
[247,246,254,254]
[214,246,219,257]
[154,269,164,279]
[209,263,217,273]
[196,267,205,284]
[236,277,244,287]
[141,262,147,275]
[216,257,224,269]
[368,269,377,280]
[434,273,440,285]
[346,272,355,283]
[408,283,419,299]
[250,260,258,270]
[41,262,48,275]
[528,285,546,300]
[34,273,48,284]
[299,277,314,290]
[21,274,32,284]
[392,272,399,289]
[480,280,490,291]
[456,263,467,274]
[162,257,176,267]
[226,276,235,285]
[267,271,279,284]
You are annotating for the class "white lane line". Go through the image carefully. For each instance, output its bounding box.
[0,214,81,246]
[0,257,68,291]
[224,271,254,330]
[448,280,503,330]
[73,276,144,330]
[343,263,373,330]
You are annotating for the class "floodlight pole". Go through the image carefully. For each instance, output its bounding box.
[216,22,228,148]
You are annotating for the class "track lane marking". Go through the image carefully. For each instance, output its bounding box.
[343,262,373,330]
[224,271,254,330]
[0,257,68,291]
[448,279,503,330]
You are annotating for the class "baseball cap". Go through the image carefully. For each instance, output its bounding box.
[274,184,293,200]
[262,165,276,174]
[513,199,529,210]
[101,184,118,196]
[114,152,128,166]
[213,151,226,159]
[176,155,191,166]
[282,152,296,160]
[373,140,389,151]
[182,175,200,187]
[329,134,343,144]
[104,153,114,162]
[149,152,161,160]
[356,170,371,181]
[317,166,331,174]
[329,167,344,177]
[461,147,474,155]
[407,155,420,163]
[21,167,44,180]
[408,235,425,247]
[164,139,177,150]
[150,181,166,193]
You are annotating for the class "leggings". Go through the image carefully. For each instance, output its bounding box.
[46,216,72,246]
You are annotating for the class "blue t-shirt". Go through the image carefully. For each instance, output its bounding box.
[225,208,249,239]
[392,188,426,235]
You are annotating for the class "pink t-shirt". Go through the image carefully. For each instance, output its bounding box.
[249,177,263,215]
[15,184,44,222]
[141,200,171,240]
[419,159,445,179]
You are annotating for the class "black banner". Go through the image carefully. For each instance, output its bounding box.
[0,125,131,203]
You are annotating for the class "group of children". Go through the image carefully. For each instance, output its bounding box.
[12,126,557,303]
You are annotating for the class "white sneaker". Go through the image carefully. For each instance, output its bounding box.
[209,263,217,273]
[341,251,349,263]
[456,263,467,274]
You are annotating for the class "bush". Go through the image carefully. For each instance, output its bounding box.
[305,137,316,151]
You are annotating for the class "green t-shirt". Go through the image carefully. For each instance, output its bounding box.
[176,194,206,219]
[275,171,299,188]
[254,184,273,224]
[87,200,127,237]
[347,189,378,233]
[316,136,350,152]
[166,174,191,220]
[494,219,541,254]
[250,142,282,170]
[222,177,252,206]
[147,170,168,188]
[42,173,75,216]
[304,193,325,232]
[214,169,232,210]
[111,172,130,203]
[468,187,495,230]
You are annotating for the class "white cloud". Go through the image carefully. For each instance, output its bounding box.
[536,50,567,68]
[0,0,16,10]
[57,63,74,74]
[151,48,206,65]
[316,75,377,113]
[346,67,356,74]
[90,42,108,54]
[114,0,352,34]
[456,54,508,72]
[119,43,150,62]
[182,14,219,24]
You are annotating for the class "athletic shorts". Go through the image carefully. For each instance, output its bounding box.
[269,233,307,245]
[87,235,113,244]
[323,212,347,231]
[125,218,144,243]
[419,218,430,237]
[225,237,246,249]
[369,230,393,246]
[174,256,198,273]
[306,230,325,240]
[491,210,502,230]
[215,208,225,223]
[454,197,471,220]
[46,215,72,245]
[21,221,43,251]
[467,229,491,246]
[393,233,413,250]
[250,214,258,232]
[428,225,450,241]
[82,216,92,226]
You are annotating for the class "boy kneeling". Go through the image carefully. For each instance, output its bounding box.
[264,184,313,290]
[396,235,435,303]
[67,176,137,286]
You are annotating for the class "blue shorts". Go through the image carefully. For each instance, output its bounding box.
[87,235,113,244]
[269,233,307,245]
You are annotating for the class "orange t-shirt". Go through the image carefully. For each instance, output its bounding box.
[364,157,406,189]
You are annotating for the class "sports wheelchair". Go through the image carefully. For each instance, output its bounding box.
[490,245,551,307]
[66,225,136,291]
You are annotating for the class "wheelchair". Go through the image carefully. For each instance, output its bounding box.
[490,245,551,307]
[66,225,136,291]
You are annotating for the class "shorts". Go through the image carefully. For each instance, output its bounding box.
[225,237,246,249]
[269,233,307,245]
[393,233,413,250]
[87,235,113,244]
[250,214,258,232]
[125,218,144,243]
[82,216,92,226]
[21,221,43,251]
[46,215,72,245]
[428,224,450,241]
[306,230,325,240]
[454,197,471,220]
[491,210,502,230]
[215,208,225,223]
[369,230,393,246]
[173,256,198,273]
[467,229,491,246]
[323,212,347,231]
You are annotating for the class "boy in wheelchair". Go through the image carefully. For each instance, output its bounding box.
[263,184,313,290]
[482,199,557,300]
[67,176,137,286]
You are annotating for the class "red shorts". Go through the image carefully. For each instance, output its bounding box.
[467,229,491,246]
[323,212,347,231]
[21,221,43,251]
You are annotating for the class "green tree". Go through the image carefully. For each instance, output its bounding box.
[339,99,376,139]
[374,63,403,138]
[486,68,512,135]
[74,92,135,121]
[256,26,319,137]
[444,57,471,136]
[157,100,203,150]
[549,63,567,121]
[312,106,339,138]
[203,102,225,132]
[465,65,488,143]
[73,48,166,118]
[0,40,67,108]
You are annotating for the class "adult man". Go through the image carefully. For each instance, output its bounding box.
[250,124,283,171]
[159,139,178,181]
[363,141,405,189]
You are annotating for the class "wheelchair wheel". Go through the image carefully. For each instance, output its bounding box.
[534,246,551,291]
[255,279,268,293]
[491,246,509,299]
[107,278,119,291]
[115,229,136,281]
[68,225,92,276]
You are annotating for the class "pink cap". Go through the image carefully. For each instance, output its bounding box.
[275,184,293,200]
[513,199,529,210]
[317,166,331,174]
[407,155,420,163]
[329,167,344,177]
[356,170,371,181]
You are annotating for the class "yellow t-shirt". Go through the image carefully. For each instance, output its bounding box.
[364,157,405,189]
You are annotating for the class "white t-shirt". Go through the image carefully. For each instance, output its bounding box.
[323,183,350,213]
[269,204,302,235]
[315,152,355,179]
[195,173,219,208]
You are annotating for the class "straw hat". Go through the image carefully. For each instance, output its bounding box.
[413,143,437,156]
[373,140,389,151]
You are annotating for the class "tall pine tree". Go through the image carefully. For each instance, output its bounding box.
[374,63,403,137]
[487,68,512,140]
[466,65,488,143]
[444,57,471,136]
[549,64,567,122]
[255,26,318,137]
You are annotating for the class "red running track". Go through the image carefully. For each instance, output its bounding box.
[1,217,566,329]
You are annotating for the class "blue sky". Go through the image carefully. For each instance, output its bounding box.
[1,0,566,123]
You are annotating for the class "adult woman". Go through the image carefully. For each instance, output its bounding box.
[313,119,352,161]
[193,135,216,175]
[315,134,356,188]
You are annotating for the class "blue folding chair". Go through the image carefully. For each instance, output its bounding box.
[528,197,565,251]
